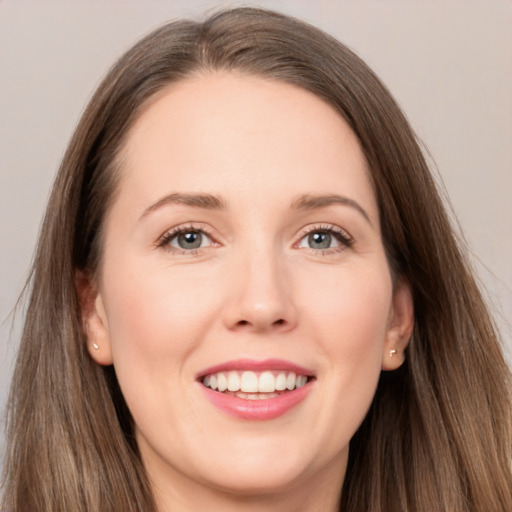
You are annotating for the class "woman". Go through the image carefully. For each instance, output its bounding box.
[2,7,511,512]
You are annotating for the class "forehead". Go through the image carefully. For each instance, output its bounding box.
[116,71,377,222]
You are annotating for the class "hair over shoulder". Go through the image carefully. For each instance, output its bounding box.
[2,7,511,512]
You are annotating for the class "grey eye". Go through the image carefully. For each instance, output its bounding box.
[299,230,341,250]
[307,232,332,249]
[297,226,353,252]
[168,230,211,250]
[178,231,202,249]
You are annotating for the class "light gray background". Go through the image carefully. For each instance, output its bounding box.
[1,0,511,459]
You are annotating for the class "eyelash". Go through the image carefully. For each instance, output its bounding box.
[157,224,217,255]
[296,224,354,254]
[157,223,354,256]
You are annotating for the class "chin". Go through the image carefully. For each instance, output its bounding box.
[190,439,329,497]
[202,464,306,497]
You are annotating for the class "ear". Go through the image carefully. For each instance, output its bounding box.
[75,270,113,365]
[382,278,414,371]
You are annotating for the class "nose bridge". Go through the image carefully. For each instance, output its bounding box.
[223,237,297,332]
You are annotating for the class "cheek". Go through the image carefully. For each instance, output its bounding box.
[98,259,227,441]
[100,259,222,372]
[305,261,392,341]
[301,261,392,403]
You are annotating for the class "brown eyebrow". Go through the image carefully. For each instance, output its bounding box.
[140,192,226,219]
[140,192,371,225]
[291,194,372,225]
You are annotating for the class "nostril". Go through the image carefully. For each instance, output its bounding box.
[235,318,286,328]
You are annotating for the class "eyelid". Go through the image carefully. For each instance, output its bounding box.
[294,223,354,252]
[155,222,353,256]
[157,223,219,254]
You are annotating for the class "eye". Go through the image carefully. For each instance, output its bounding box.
[173,230,206,249]
[159,227,214,252]
[297,226,353,252]
[303,231,336,249]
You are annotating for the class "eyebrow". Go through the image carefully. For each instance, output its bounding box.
[291,193,372,225]
[140,192,226,219]
[140,191,371,225]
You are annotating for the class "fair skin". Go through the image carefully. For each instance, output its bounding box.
[82,72,414,512]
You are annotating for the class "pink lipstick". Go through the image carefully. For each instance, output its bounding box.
[197,358,315,420]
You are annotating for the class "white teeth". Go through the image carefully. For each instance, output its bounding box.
[258,371,275,392]
[202,369,310,394]
[296,375,307,388]
[227,371,240,391]
[217,373,228,392]
[235,391,279,400]
[275,372,287,391]
[240,371,259,392]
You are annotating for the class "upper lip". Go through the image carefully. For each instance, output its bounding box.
[196,358,315,379]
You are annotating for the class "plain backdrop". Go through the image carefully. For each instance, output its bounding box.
[1,0,511,461]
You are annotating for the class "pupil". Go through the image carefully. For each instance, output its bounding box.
[178,231,202,249]
[309,232,331,249]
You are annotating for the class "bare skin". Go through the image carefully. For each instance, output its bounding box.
[83,72,414,512]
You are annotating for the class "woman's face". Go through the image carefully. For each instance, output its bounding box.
[85,72,413,505]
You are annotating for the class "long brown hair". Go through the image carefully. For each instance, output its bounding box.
[3,8,511,511]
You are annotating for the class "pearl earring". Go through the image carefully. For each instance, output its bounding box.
[389,349,397,357]
[93,343,99,350]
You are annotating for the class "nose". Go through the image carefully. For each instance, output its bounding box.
[222,247,298,334]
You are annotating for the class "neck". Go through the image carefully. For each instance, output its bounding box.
[149,452,347,512]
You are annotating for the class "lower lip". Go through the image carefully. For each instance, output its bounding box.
[199,382,313,420]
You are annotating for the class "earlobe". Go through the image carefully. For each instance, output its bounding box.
[75,270,113,366]
[382,278,414,371]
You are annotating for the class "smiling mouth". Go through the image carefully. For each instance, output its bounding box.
[201,370,312,400]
